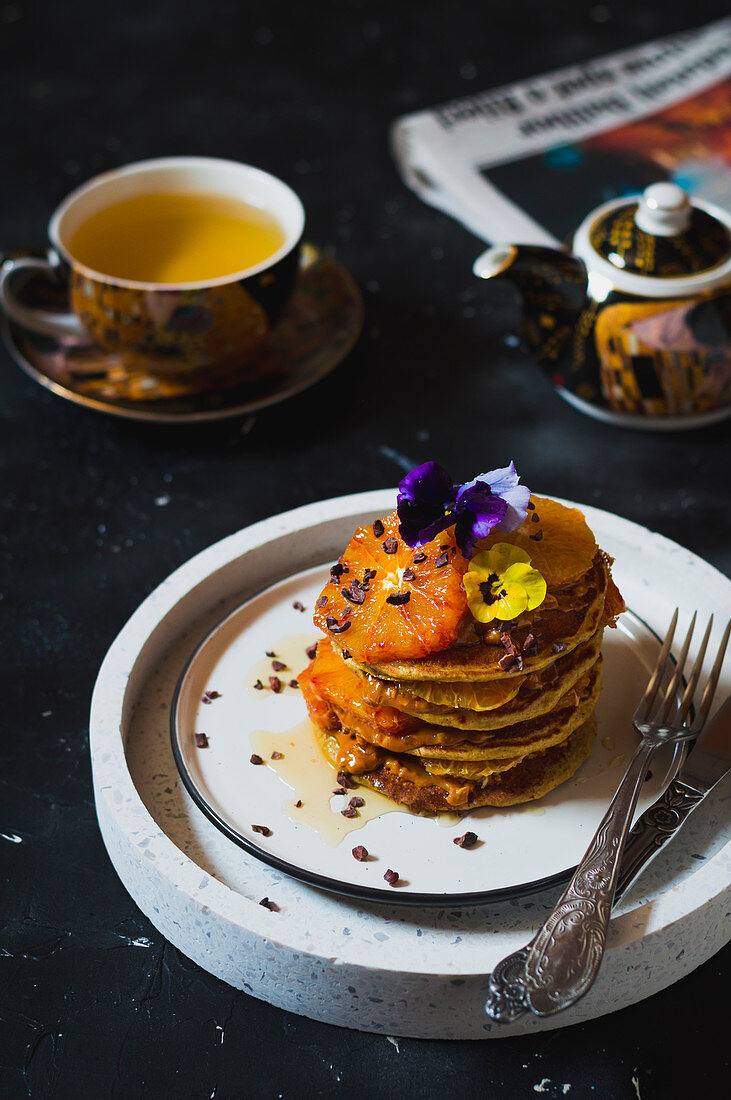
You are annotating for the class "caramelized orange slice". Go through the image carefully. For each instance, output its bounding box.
[313,512,468,662]
[480,497,597,588]
[307,636,409,736]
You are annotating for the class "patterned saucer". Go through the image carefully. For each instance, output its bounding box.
[1,244,363,422]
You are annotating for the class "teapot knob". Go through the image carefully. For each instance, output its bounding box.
[634,182,691,237]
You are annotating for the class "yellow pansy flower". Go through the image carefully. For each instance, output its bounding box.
[463,543,546,624]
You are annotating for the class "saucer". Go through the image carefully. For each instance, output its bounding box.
[1,244,363,422]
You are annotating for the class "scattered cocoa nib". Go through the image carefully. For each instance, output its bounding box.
[270,751,284,760]
[259,896,278,911]
[341,805,359,818]
[288,679,299,689]
[250,754,264,765]
[413,552,427,563]
[382,536,399,554]
[292,601,305,612]
[522,633,538,655]
[531,512,540,524]
[269,676,283,693]
[265,650,277,658]
[352,845,369,861]
[498,652,523,672]
[333,787,346,796]
[253,679,264,690]
[500,632,518,655]
[527,501,535,510]
[386,591,410,605]
[337,770,358,789]
[194,733,209,748]
[372,519,384,538]
[305,642,318,660]
[341,650,351,660]
[343,586,365,605]
[434,551,449,568]
[331,562,345,577]
[326,615,351,634]
[552,641,567,654]
[316,595,328,608]
[349,796,365,809]
[271,660,287,672]
[295,799,303,807]
[251,824,271,836]
[454,831,478,848]
[383,869,399,886]
[201,690,221,704]
[403,568,416,582]
[529,530,543,541]
[363,568,377,581]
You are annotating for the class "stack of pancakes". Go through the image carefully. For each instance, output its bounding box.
[299,501,624,814]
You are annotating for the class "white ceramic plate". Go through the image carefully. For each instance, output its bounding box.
[171,561,684,906]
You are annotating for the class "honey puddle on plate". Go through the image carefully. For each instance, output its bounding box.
[249,632,470,844]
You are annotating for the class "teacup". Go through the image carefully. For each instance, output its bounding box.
[0,156,305,386]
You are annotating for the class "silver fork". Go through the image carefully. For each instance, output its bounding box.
[486,610,730,1022]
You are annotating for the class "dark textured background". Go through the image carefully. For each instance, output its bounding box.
[1,2,729,1097]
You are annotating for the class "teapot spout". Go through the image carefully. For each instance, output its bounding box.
[473,244,588,371]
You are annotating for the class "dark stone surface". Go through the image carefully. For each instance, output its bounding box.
[0,1,728,1097]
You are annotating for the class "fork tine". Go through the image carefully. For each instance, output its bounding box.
[634,608,678,724]
[676,616,713,727]
[657,612,696,725]
[689,618,731,735]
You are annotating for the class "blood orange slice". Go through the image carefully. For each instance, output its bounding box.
[480,497,597,588]
[307,636,411,737]
[313,512,468,663]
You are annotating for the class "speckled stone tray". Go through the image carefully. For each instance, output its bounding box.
[90,490,731,1039]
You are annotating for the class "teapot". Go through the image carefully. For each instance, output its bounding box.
[473,182,731,430]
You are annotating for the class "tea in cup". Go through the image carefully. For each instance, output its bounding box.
[0,156,305,384]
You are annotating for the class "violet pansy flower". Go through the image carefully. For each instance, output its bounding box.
[396,460,530,559]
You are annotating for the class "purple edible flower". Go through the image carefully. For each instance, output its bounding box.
[396,460,530,559]
[396,461,457,546]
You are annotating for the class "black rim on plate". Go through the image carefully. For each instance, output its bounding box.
[169,599,687,908]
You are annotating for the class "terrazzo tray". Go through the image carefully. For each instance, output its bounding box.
[90,490,731,1039]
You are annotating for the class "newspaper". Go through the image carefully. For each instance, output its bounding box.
[391,18,731,246]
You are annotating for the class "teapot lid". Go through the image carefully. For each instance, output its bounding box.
[588,183,731,278]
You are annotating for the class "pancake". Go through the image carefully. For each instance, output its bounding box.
[313,712,597,813]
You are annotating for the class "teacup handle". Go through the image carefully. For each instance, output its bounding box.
[0,255,87,338]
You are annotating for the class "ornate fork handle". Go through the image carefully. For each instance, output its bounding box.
[486,774,705,1022]
[518,737,657,1016]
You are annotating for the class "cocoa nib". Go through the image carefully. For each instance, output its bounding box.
[305,642,318,659]
[386,591,410,605]
[295,799,303,807]
[325,615,351,634]
[333,787,346,796]
[343,586,365,605]
[454,831,478,848]
[434,551,449,568]
[383,869,399,886]
[269,676,283,693]
[259,896,278,911]
[529,530,543,541]
[413,552,427,563]
[372,519,384,538]
[522,633,538,655]
[251,824,271,836]
[349,796,365,809]
[270,751,284,760]
[253,679,264,690]
[265,650,277,658]
[271,660,287,671]
[292,601,305,612]
[381,536,399,554]
[352,845,369,861]
[498,652,523,672]
[250,754,264,765]
[341,805,358,818]
[552,641,567,654]
[201,690,221,704]
[337,770,358,790]
[402,567,416,582]
[288,679,299,689]
[316,595,328,608]
[194,733,209,748]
